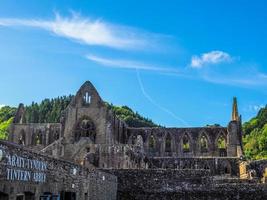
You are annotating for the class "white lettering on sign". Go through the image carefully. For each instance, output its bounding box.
[5,154,47,183]
[6,155,47,171]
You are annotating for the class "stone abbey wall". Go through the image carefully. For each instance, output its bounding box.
[127,127,229,157]
[9,123,61,150]
[9,81,243,170]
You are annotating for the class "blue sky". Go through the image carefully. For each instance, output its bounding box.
[0,0,267,127]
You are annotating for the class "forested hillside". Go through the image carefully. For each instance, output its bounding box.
[243,105,267,159]
[0,95,157,139]
[107,104,157,127]
[24,95,73,123]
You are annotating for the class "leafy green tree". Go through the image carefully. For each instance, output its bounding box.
[0,117,13,140]
[107,103,158,127]
[0,106,16,123]
[243,105,267,159]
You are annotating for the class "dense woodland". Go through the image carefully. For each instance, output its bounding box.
[0,95,266,160]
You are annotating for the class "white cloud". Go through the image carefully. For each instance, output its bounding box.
[86,54,182,74]
[243,104,265,113]
[201,70,267,87]
[87,53,267,88]
[0,104,5,108]
[191,50,232,68]
[250,105,265,112]
[0,13,163,50]
[86,54,189,126]
[136,70,189,126]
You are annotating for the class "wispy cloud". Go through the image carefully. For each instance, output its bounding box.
[0,13,165,50]
[87,53,267,88]
[86,54,183,74]
[86,54,189,126]
[190,50,233,68]
[243,104,265,113]
[249,104,265,112]
[200,69,267,87]
[1,12,265,90]
[136,69,189,127]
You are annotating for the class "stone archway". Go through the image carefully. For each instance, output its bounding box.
[74,116,96,142]
[0,192,8,200]
[148,134,156,155]
[216,132,227,157]
[181,133,192,153]
[198,132,210,153]
[18,129,26,145]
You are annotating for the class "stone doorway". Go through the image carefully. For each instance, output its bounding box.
[16,194,23,200]
[60,192,76,200]
[40,192,60,200]
[0,192,9,200]
[16,192,35,200]
[25,192,35,200]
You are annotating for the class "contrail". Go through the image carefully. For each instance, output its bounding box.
[135,69,190,127]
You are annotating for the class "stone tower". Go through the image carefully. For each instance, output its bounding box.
[232,97,239,121]
[227,97,243,157]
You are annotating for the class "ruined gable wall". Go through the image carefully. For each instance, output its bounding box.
[61,82,129,166]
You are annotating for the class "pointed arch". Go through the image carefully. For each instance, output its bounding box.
[32,130,43,145]
[136,135,144,148]
[74,116,96,142]
[199,133,209,153]
[148,134,156,152]
[165,133,172,153]
[220,160,231,175]
[18,129,26,146]
[182,132,191,153]
[216,131,227,157]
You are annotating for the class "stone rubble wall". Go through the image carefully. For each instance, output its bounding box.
[104,169,267,200]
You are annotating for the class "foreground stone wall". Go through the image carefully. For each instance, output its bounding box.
[148,157,240,176]
[105,169,267,200]
[0,140,117,200]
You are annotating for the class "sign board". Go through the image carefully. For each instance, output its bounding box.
[0,146,48,183]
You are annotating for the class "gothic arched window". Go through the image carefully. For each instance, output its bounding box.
[182,133,190,153]
[83,92,91,105]
[148,135,156,152]
[217,134,227,157]
[199,134,208,153]
[32,131,43,145]
[18,130,26,146]
[75,117,96,142]
[165,134,172,152]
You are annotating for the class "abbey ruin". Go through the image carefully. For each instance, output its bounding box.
[1,81,267,200]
